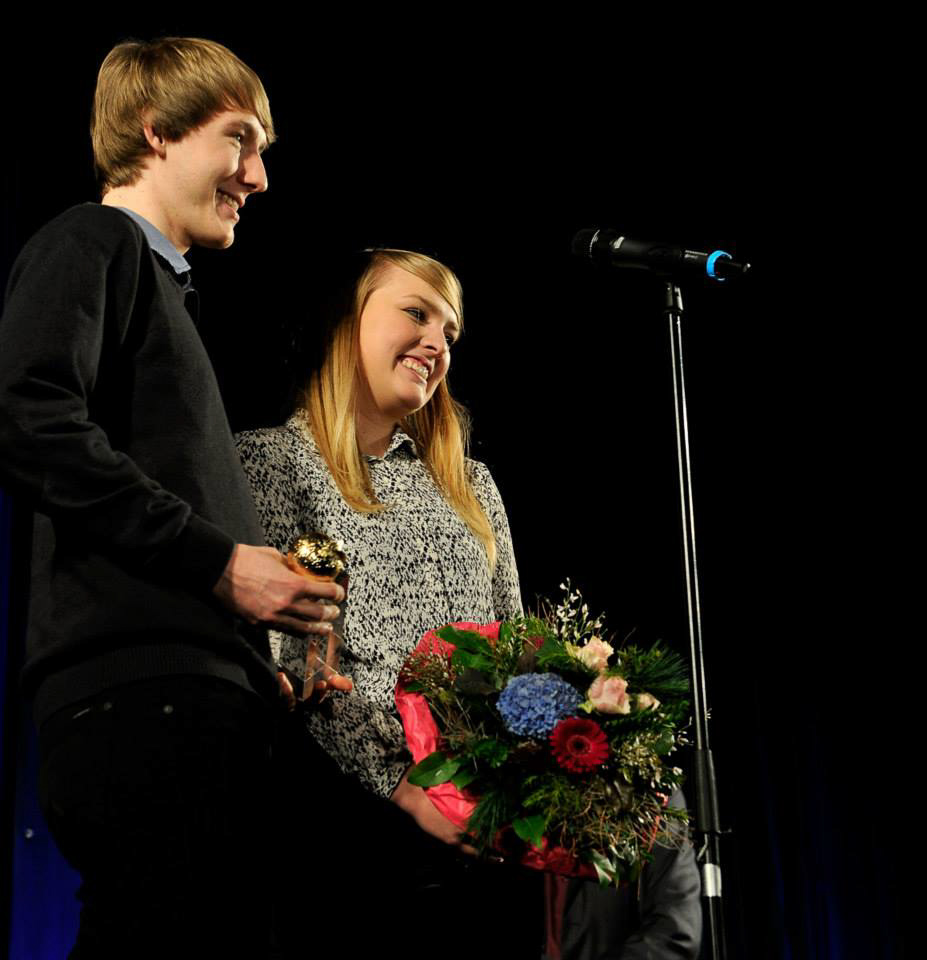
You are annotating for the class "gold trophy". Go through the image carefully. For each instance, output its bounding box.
[285,532,349,699]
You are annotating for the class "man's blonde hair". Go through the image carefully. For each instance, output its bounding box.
[300,249,497,569]
[91,37,275,191]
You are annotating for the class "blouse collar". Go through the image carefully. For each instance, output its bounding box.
[286,412,418,461]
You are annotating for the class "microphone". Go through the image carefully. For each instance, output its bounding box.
[572,228,751,282]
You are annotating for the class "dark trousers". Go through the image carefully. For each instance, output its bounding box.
[38,675,275,959]
[271,711,545,958]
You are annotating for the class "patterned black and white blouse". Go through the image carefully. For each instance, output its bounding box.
[235,413,522,799]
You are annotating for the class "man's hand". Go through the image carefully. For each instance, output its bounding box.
[213,544,344,634]
[391,772,477,854]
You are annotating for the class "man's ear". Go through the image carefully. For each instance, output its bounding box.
[141,116,168,159]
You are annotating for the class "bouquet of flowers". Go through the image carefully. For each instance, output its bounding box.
[395,584,690,887]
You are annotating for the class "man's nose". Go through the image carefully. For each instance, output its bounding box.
[240,152,268,194]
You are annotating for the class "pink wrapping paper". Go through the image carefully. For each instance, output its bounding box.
[394,621,492,829]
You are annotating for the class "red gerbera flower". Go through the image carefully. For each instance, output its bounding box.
[549,717,609,773]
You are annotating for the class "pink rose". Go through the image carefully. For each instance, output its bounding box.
[635,692,661,711]
[567,637,614,671]
[587,674,630,715]
[580,637,614,671]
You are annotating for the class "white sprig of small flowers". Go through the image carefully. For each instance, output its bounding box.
[557,584,661,717]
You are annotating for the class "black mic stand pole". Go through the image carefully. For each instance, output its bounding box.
[664,281,726,960]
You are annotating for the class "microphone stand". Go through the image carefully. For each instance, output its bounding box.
[664,281,726,960]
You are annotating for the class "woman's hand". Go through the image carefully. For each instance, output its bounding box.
[277,670,353,711]
[390,772,476,854]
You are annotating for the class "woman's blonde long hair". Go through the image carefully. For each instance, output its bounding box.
[299,249,496,569]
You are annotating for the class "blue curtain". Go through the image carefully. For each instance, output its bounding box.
[1,492,80,959]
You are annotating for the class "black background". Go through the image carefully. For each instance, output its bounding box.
[2,20,909,959]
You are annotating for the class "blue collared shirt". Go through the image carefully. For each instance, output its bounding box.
[113,207,191,276]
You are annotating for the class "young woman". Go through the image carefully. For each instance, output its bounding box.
[236,249,541,956]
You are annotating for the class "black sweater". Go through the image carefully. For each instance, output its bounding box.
[0,204,278,722]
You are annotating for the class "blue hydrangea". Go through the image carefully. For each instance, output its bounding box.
[496,673,582,738]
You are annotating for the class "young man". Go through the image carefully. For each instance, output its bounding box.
[0,38,340,956]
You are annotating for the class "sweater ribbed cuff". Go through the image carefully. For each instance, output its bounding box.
[150,513,236,593]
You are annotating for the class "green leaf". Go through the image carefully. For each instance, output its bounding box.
[619,642,690,696]
[513,814,546,850]
[438,626,491,654]
[536,637,564,665]
[536,638,579,672]
[451,649,496,672]
[451,767,478,790]
[454,668,499,695]
[473,739,510,767]
[653,731,675,755]
[467,787,515,849]
[407,751,462,787]
[590,850,617,888]
[519,614,550,638]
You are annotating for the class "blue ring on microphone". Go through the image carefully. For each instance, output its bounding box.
[706,250,732,281]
